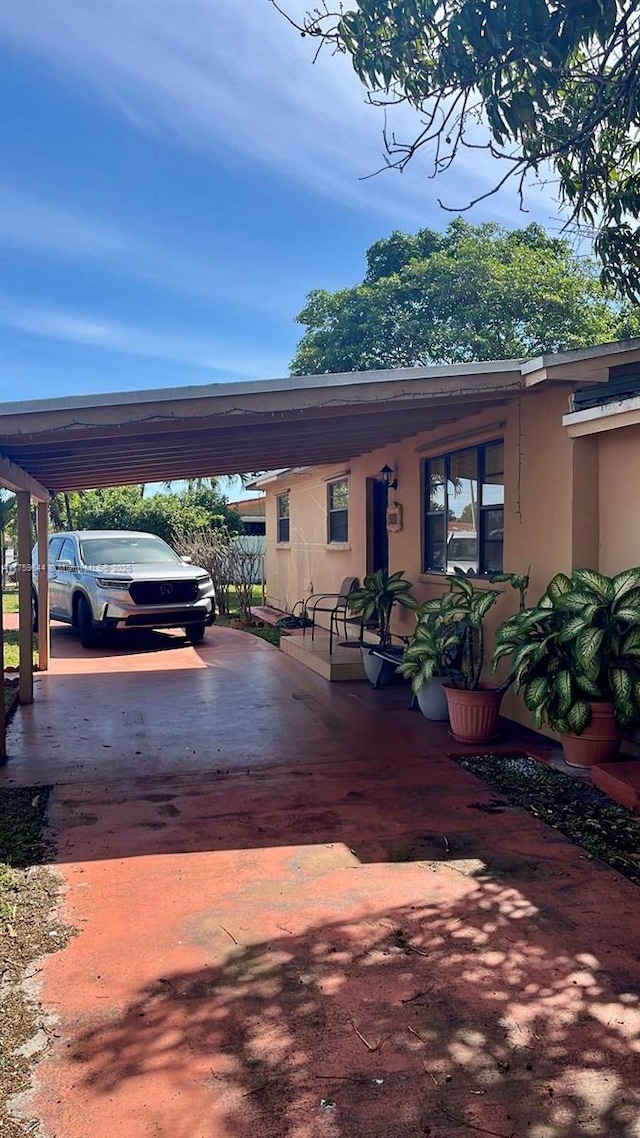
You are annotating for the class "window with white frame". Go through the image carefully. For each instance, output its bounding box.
[327,478,349,543]
[276,493,290,543]
[423,441,504,575]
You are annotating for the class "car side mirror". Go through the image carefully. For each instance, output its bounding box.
[54,559,74,571]
[180,555,193,564]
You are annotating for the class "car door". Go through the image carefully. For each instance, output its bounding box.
[39,536,64,617]
[49,536,78,620]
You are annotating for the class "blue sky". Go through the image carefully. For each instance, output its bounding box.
[0,0,564,405]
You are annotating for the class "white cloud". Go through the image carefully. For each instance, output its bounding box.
[0,189,128,255]
[0,296,286,377]
[0,0,563,230]
[0,186,304,314]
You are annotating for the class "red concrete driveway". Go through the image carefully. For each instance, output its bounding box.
[3,625,640,1138]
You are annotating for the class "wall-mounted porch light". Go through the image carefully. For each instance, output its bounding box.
[380,463,398,491]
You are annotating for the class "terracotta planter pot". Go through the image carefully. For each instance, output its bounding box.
[561,702,621,768]
[444,683,503,744]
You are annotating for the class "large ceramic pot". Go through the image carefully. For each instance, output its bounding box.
[361,647,385,688]
[561,702,621,768]
[444,683,503,744]
[360,647,403,689]
[416,676,449,722]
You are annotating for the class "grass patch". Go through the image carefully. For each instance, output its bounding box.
[216,614,281,647]
[216,585,279,646]
[2,589,19,615]
[224,583,264,608]
[0,787,74,1136]
[1,630,37,672]
[241,623,280,647]
[456,753,640,888]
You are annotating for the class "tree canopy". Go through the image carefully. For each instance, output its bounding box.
[277,0,640,298]
[66,485,241,546]
[290,219,639,374]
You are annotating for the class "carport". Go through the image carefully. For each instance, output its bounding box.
[3,352,640,1138]
[1,340,636,759]
[0,359,527,759]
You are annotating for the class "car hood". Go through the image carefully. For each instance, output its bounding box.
[89,562,209,580]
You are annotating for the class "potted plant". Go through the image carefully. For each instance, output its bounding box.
[347,569,418,687]
[397,595,459,721]
[399,571,530,725]
[431,574,505,742]
[492,567,640,766]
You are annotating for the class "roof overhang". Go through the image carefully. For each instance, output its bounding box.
[1,340,639,493]
[521,337,640,386]
[0,361,523,492]
[563,393,640,437]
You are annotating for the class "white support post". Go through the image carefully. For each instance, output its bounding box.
[16,491,34,705]
[37,500,50,671]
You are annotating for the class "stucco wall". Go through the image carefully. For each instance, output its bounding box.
[266,387,582,612]
[263,382,627,728]
[598,424,640,575]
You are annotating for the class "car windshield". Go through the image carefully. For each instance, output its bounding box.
[79,536,180,568]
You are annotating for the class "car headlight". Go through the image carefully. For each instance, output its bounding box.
[196,575,213,591]
[95,578,132,589]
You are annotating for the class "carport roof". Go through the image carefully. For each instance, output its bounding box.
[1,339,640,493]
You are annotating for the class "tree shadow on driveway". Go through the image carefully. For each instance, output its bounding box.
[69,880,640,1138]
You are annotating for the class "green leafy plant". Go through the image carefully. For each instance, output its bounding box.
[436,575,502,691]
[492,568,640,735]
[489,570,530,613]
[399,571,530,695]
[347,569,417,647]
[397,592,461,694]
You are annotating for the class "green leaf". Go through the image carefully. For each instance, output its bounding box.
[557,614,591,643]
[567,700,591,734]
[554,591,598,613]
[473,591,499,620]
[612,567,640,604]
[621,627,640,658]
[615,604,640,624]
[609,666,632,704]
[575,675,602,699]
[524,677,548,711]
[572,568,613,602]
[546,572,571,605]
[556,669,573,714]
[450,575,474,598]
[575,627,604,669]
[615,699,636,728]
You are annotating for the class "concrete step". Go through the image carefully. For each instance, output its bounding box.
[280,631,366,682]
[592,760,640,812]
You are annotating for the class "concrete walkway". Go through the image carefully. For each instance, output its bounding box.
[3,625,640,1138]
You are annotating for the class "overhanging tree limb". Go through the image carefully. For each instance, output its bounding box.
[273,0,640,299]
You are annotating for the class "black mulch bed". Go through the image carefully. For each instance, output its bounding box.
[455,753,640,889]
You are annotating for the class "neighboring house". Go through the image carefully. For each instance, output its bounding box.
[227,495,266,584]
[228,496,266,541]
[251,341,640,727]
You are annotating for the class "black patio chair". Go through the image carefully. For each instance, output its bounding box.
[302,576,360,654]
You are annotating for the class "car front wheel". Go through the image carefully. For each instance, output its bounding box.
[186,621,206,644]
[77,595,99,648]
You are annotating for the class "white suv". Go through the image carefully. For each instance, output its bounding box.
[32,530,215,648]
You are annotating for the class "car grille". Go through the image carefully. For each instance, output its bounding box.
[128,579,199,605]
[124,609,203,626]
